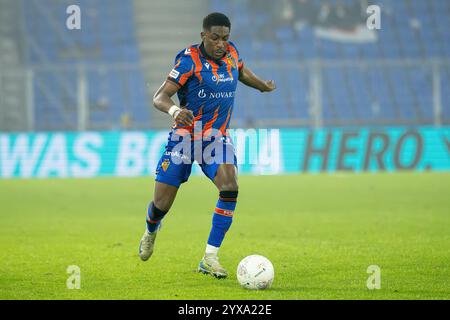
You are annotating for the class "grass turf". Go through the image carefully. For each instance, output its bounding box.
[0,172,449,300]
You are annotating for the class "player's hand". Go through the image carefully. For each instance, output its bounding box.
[261,80,276,92]
[174,109,194,126]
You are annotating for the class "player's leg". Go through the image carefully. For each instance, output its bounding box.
[198,130,239,273]
[208,163,238,253]
[198,163,238,277]
[139,182,179,261]
[146,181,178,231]
[139,146,192,261]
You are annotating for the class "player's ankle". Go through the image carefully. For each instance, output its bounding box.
[205,244,219,257]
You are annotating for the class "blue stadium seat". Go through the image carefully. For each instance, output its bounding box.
[207,0,450,126]
[23,0,450,129]
[23,0,148,130]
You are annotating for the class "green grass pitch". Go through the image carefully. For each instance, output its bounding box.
[1,172,449,300]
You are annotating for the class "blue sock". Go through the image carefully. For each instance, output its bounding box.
[146,202,167,233]
[207,191,238,248]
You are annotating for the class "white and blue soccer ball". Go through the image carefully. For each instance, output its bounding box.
[236,255,274,290]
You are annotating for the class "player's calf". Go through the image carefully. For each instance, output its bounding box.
[198,190,238,277]
[207,190,238,249]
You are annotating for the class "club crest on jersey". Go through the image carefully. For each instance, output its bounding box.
[226,54,237,69]
[161,159,170,172]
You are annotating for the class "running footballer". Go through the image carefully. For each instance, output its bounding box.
[139,12,276,278]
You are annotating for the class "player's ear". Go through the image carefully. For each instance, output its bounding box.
[200,30,208,41]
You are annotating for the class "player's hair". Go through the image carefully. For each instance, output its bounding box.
[203,12,231,31]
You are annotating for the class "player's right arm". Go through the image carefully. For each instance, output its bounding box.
[153,81,194,126]
[153,50,195,126]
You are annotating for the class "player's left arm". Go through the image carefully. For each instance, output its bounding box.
[238,66,276,93]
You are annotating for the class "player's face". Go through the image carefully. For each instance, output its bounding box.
[202,26,230,59]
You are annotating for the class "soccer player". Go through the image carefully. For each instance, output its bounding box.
[139,12,276,278]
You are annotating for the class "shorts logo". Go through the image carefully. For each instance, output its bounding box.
[161,159,170,172]
[169,69,180,79]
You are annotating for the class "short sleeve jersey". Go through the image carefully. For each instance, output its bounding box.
[166,42,244,136]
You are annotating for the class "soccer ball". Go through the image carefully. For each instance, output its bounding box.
[236,255,274,290]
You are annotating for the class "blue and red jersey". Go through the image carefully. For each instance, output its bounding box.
[166,41,244,137]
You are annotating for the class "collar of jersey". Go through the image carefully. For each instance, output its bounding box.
[199,42,225,65]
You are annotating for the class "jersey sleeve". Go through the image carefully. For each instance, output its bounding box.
[229,41,244,72]
[167,49,194,87]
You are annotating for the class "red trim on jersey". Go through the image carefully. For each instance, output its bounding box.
[175,106,212,140]
[202,106,220,136]
[178,65,194,86]
[190,47,203,83]
[211,61,220,84]
[215,207,234,217]
[219,108,232,135]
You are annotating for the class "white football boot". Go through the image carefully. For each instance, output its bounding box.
[198,253,228,278]
[139,229,158,261]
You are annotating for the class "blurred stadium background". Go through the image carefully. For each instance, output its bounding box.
[0,0,449,178]
[0,0,449,132]
[1,1,450,300]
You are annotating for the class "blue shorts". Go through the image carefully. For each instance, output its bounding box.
[155,133,237,188]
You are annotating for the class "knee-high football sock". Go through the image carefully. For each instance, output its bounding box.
[206,191,238,255]
[146,202,167,233]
